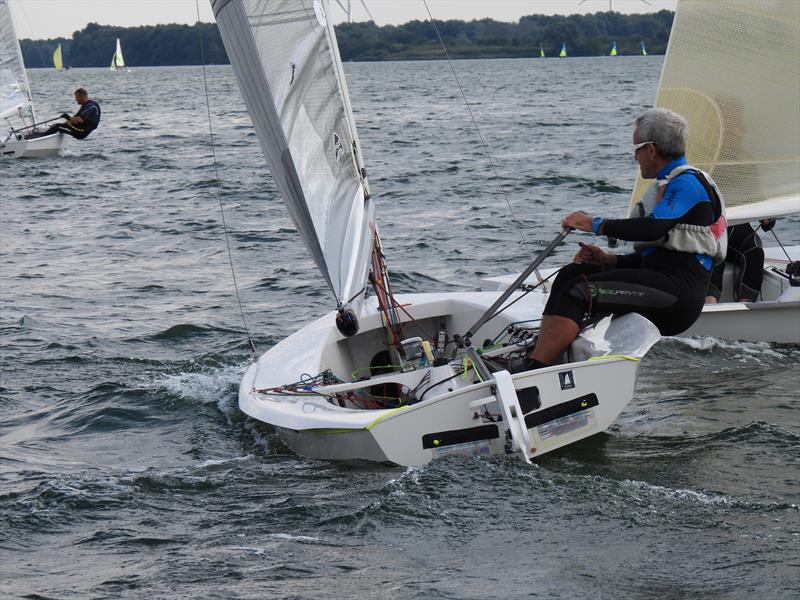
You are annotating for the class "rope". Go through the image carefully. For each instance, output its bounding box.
[421,1,539,274]
[769,228,793,262]
[478,265,564,327]
[196,0,257,358]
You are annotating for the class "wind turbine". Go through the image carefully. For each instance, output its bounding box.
[577,0,651,12]
[335,0,375,22]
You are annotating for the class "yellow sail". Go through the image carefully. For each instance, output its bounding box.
[630,0,800,222]
[559,43,567,57]
[610,41,618,56]
[53,44,62,70]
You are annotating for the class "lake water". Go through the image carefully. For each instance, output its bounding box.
[2,58,798,599]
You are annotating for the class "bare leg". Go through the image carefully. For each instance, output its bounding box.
[531,315,580,365]
[705,296,718,304]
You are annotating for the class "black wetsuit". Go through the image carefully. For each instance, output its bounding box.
[707,222,765,301]
[46,100,101,139]
[544,159,716,336]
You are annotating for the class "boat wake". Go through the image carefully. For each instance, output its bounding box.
[152,364,243,415]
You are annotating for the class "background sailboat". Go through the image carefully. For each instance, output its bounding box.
[52,43,62,70]
[539,43,545,58]
[610,41,618,56]
[0,0,66,158]
[483,0,800,343]
[559,42,567,57]
[633,0,800,341]
[110,38,128,71]
[640,40,647,56]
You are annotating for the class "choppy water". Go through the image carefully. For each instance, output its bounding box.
[2,58,799,599]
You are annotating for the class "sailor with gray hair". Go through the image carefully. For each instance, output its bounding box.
[511,107,727,373]
[633,106,689,159]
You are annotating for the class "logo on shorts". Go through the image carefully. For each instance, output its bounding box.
[589,284,645,297]
[559,370,575,390]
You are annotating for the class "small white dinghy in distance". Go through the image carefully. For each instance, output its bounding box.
[212,0,660,466]
[483,0,800,344]
[0,0,66,159]
[109,38,129,72]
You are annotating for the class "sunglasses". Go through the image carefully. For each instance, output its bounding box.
[633,140,655,153]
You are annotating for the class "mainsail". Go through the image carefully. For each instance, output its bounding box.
[110,38,126,70]
[0,0,34,123]
[53,44,63,70]
[632,0,800,223]
[212,0,374,308]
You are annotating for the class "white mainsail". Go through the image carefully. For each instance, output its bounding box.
[632,0,800,224]
[211,0,374,308]
[110,38,126,70]
[0,0,35,123]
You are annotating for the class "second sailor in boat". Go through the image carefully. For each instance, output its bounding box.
[35,87,101,140]
[514,108,726,372]
[705,219,776,303]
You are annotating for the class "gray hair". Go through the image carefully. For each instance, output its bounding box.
[635,108,688,160]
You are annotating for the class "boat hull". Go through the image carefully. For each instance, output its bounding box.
[247,356,640,466]
[239,292,658,466]
[1,131,65,159]
[682,294,800,343]
[480,246,800,344]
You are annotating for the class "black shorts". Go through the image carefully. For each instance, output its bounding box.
[544,251,710,336]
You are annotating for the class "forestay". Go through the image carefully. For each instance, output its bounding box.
[0,0,34,123]
[632,0,800,224]
[211,0,374,308]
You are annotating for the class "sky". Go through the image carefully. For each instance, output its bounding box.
[11,0,678,41]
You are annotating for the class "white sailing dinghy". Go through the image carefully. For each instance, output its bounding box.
[110,38,128,72]
[483,0,800,344]
[212,0,660,466]
[0,0,66,159]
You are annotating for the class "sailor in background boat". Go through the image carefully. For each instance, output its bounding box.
[512,108,725,372]
[705,219,776,303]
[34,88,101,140]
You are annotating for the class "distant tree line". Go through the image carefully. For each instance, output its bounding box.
[21,11,673,68]
[21,22,226,68]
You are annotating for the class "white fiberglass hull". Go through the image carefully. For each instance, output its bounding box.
[239,291,660,466]
[1,131,65,159]
[480,246,800,344]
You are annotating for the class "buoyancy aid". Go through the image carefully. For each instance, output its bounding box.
[78,100,101,132]
[630,164,727,265]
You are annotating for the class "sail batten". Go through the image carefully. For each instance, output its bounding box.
[632,0,800,222]
[212,0,373,306]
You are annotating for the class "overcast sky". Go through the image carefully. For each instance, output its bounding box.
[11,0,677,40]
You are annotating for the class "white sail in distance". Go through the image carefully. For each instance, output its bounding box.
[110,38,126,70]
[211,0,374,308]
[0,0,34,122]
[632,0,800,223]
